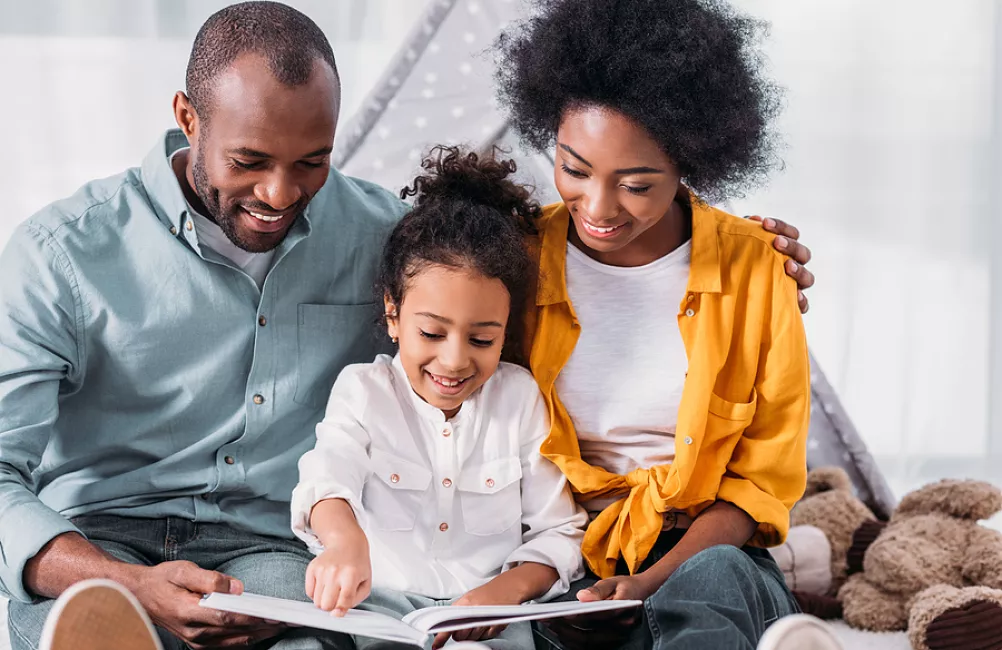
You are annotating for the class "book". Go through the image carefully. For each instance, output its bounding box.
[201,591,642,646]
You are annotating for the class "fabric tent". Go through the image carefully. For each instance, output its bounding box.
[332,0,897,519]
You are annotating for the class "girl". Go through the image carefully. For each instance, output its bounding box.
[291,146,587,649]
[494,0,814,648]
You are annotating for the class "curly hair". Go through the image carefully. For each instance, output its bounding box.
[495,0,782,202]
[377,146,540,365]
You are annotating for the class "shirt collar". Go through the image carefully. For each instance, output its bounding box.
[535,190,722,307]
[391,354,479,426]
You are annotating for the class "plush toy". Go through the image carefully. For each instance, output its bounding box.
[838,478,1002,650]
[790,467,1002,650]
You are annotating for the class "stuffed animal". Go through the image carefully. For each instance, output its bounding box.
[838,478,1002,650]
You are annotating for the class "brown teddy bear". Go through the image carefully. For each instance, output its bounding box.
[791,468,1002,650]
[838,478,1002,650]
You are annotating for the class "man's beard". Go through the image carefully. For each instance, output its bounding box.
[191,154,305,254]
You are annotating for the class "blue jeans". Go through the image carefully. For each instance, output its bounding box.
[7,515,352,650]
[533,529,799,650]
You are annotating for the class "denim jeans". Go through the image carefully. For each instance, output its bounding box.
[7,515,352,650]
[533,529,799,650]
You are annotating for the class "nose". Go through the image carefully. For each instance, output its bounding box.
[580,184,617,223]
[439,337,469,373]
[255,169,303,212]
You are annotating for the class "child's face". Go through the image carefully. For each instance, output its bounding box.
[385,264,510,419]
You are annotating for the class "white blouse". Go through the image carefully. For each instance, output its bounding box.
[291,354,586,601]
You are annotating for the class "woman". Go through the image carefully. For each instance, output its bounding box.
[496,0,815,648]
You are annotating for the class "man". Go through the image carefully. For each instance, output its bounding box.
[0,2,815,649]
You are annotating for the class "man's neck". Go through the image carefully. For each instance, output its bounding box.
[170,148,214,222]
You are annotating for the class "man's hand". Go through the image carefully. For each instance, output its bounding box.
[539,576,647,650]
[748,216,816,313]
[125,560,287,649]
[305,534,372,617]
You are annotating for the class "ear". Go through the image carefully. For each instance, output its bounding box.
[383,293,399,341]
[173,91,199,141]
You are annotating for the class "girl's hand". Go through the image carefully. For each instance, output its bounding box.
[304,533,371,617]
[431,579,522,649]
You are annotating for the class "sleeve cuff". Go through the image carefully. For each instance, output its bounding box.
[290,483,365,554]
[0,502,81,602]
[503,538,585,602]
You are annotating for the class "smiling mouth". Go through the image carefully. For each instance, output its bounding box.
[581,220,628,237]
[245,209,288,223]
[426,371,473,388]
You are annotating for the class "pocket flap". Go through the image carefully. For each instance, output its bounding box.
[457,457,522,494]
[369,448,432,491]
[708,388,758,422]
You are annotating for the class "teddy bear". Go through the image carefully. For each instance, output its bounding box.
[790,467,1002,650]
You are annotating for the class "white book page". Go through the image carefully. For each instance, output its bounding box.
[402,599,643,634]
[200,593,425,646]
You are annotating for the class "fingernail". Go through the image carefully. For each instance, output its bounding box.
[764,218,776,229]
[788,261,798,272]
[775,236,787,249]
[229,579,242,594]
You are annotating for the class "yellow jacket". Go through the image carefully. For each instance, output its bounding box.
[526,198,810,578]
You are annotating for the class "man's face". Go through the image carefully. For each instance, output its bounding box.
[177,54,339,253]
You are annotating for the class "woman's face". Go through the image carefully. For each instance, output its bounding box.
[554,105,684,265]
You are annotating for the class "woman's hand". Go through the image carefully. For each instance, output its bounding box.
[749,216,815,313]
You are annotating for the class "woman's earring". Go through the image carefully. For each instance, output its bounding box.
[391,335,398,344]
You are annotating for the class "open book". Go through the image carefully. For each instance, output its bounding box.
[201,592,642,646]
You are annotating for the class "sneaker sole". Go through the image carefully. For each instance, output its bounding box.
[39,579,164,650]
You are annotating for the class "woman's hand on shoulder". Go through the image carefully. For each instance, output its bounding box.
[748,215,815,313]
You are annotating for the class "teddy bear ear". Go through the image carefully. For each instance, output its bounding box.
[894,479,1002,521]
[803,467,854,498]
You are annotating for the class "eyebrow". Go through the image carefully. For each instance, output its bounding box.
[416,312,504,328]
[558,143,666,175]
[228,145,334,159]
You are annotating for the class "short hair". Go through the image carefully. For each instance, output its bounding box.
[378,146,540,366]
[185,1,339,118]
[496,0,782,202]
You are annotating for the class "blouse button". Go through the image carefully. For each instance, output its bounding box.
[439,522,449,532]
[684,436,693,445]
[442,478,453,488]
[685,308,695,317]
[390,473,400,483]
[485,478,495,488]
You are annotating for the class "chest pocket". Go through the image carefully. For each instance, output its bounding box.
[457,457,523,536]
[362,448,432,531]
[294,303,382,408]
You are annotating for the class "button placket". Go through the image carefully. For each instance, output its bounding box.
[433,419,457,553]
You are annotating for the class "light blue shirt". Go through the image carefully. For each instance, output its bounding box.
[0,130,407,601]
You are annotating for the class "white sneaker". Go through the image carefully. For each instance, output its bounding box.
[39,579,164,650]
[757,614,844,650]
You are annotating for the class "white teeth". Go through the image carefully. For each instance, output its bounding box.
[248,210,283,223]
[584,222,621,234]
[431,374,465,388]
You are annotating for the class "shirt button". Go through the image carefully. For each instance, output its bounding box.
[224,456,235,465]
[442,427,452,438]
[442,478,452,488]
[687,294,695,303]
[186,221,194,231]
[169,226,178,235]
[258,316,267,326]
[200,493,210,500]
[485,478,495,488]
[684,436,693,445]
[390,473,400,483]
[439,522,449,532]
[685,308,695,317]
[253,394,265,405]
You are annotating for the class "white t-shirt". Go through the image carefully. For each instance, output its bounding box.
[292,355,587,600]
[170,148,274,288]
[556,241,691,512]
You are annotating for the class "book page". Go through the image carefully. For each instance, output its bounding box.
[402,599,643,634]
[200,593,425,646]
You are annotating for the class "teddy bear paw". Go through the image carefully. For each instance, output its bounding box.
[908,585,1002,650]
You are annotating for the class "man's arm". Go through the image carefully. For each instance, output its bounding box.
[751,216,816,312]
